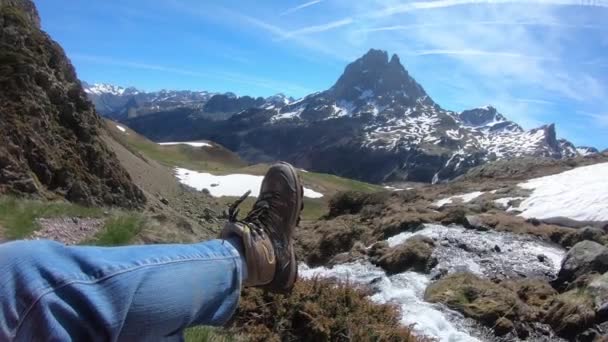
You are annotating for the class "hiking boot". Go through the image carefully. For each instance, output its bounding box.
[220,162,303,292]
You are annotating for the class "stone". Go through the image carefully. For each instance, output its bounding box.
[494,317,514,336]
[556,240,608,287]
[373,235,437,274]
[465,215,490,231]
[578,226,605,243]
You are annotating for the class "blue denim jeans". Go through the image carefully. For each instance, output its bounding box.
[0,238,246,341]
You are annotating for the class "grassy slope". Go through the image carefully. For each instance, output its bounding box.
[105,119,383,220]
[0,196,144,245]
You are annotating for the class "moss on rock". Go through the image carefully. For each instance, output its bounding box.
[373,235,437,274]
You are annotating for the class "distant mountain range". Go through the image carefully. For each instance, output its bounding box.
[82,82,293,121]
[85,49,598,183]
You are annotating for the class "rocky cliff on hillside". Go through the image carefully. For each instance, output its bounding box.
[0,0,145,208]
[125,49,582,184]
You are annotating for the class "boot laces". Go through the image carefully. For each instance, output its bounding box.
[226,190,280,237]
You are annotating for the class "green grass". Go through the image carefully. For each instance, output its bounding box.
[215,196,328,221]
[300,171,383,194]
[90,214,145,246]
[0,196,145,246]
[184,326,237,342]
[0,196,104,239]
[105,119,245,173]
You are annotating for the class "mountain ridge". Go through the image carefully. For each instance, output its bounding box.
[83,82,294,121]
[105,49,592,183]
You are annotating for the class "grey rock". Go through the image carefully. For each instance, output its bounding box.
[465,215,490,231]
[556,241,608,287]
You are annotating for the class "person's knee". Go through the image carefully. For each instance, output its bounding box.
[0,239,63,263]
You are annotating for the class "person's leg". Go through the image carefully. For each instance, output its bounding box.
[0,162,304,341]
[0,237,246,341]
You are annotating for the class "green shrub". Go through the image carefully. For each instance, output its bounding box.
[233,278,426,342]
[91,214,144,246]
[184,326,238,342]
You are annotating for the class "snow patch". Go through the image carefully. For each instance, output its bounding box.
[174,168,323,198]
[115,125,127,133]
[159,142,212,148]
[513,162,608,222]
[271,107,304,122]
[359,89,374,100]
[576,147,597,156]
[433,191,484,207]
[493,197,524,208]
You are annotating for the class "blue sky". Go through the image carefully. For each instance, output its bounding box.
[35,0,608,149]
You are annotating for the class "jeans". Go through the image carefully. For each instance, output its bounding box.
[0,238,246,341]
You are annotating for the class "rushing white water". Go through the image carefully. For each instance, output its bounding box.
[301,224,567,341]
[387,224,565,279]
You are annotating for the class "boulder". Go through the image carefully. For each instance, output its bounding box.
[577,226,607,244]
[465,215,490,231]
[424,273,521,327]
[373,235,437,274]
[425,273,562,338]
[556,241,608,288]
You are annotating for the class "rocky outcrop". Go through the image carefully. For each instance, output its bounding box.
[424,273,557,338]
[372,235,437,274]
[202,93,265,114]
[0,0,145,208]
[555,241,608,288]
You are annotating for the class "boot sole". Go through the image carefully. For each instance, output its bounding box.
[266,162,303,293]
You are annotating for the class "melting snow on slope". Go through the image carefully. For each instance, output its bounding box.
[271,107,304,122]
[174,168,323,198]
[116,125,127,133]
[514,162,608,222]
[494,197,525,208]
[433,191,484,207]
[159,141,212,148]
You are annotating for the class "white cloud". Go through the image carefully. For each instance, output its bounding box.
[280,0,323,16]
[579,111,608,128]
[406,49,555,60]
[279,18,354,39]
[370,0,608,17]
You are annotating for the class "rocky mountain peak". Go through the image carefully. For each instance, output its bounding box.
[540,123,558,149]
[459,106,510,127]
[329,49,431,106]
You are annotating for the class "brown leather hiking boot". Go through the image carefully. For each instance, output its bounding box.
[220,162,303,292]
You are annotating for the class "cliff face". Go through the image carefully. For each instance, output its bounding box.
[0,0,145,208]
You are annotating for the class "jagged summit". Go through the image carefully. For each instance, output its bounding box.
[118,48,586,183]
[330,49,431,106]
[459,106,508,127]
